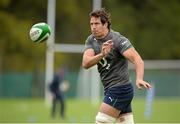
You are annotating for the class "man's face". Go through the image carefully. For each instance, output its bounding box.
[90,16,108,38]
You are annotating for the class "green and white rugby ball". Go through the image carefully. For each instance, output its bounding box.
[29,22,51,43]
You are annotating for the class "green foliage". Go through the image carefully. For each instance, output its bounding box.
[105,0,180,59]
[0,0,180,72]
[0,98,179,123]
[0,0,11,8]
[0,0,46,72]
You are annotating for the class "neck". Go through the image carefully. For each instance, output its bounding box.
[97,29,109,39]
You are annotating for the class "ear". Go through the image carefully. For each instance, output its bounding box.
[103,22,108,28]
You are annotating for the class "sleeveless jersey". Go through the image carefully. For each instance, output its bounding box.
[84,30,133,90]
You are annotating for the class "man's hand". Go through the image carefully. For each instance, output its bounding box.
[136,79,152,90]
[101,40,113,56]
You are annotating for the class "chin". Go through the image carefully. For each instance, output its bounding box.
[92,32,98,37]
[92,33,97,36]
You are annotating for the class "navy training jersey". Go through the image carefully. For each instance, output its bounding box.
[84,29,133,90]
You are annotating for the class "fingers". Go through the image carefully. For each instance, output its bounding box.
[136,81,152,90]
[103,47,111,55]
[104,40,113,46]
[106,39,113,44]
[136,83,143,90]
[101,39,113,56]
[143,82,152,90]
[145,83,152,89]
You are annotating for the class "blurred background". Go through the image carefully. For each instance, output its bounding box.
[0,0,180,123]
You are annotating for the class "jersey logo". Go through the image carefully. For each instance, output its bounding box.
[99,58,111,70]
[121,40,128,45]
[93,38,97,42]
[109,97,114,102]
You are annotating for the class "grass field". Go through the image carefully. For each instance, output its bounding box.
[0,98,179,123]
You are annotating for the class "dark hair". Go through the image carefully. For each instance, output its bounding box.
[90,8,111,29]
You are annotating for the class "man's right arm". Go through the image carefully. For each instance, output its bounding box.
[82,48,104,69]
[82,40,113,69]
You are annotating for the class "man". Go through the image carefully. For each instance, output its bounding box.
[49,68,66,119]
[82,8,151,124]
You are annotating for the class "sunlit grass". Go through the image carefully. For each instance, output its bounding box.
[0,98,179,123]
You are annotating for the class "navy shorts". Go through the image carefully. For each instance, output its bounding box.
[103,83,134,114]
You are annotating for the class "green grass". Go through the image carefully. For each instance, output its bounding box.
[133,98,180,123]
[0,98,179,123]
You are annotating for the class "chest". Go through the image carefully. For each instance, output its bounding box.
[92,41,102,54]
[92,41,119,62]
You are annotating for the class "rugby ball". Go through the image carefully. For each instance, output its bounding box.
[29,22,51,43]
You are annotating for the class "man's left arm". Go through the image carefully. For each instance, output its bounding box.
[123,47,152,90]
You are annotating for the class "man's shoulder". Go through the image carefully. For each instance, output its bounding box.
[86,34,94,42]
[110,29,132,49]
[110,29,125,40]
